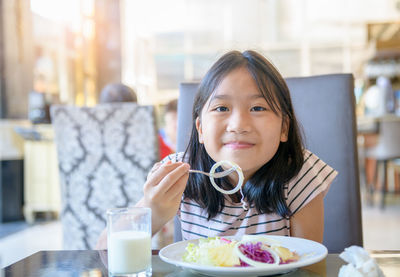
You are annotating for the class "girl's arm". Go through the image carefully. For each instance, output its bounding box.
[96,161,189,249]
[289,193,324,243]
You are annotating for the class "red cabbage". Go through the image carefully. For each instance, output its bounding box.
[237,242,278,267]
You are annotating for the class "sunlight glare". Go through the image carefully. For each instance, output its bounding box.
[30,0,81,31]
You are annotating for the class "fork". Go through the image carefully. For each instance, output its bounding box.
[189,166,237,178]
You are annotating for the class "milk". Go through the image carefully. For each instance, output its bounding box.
[108,230,151,275]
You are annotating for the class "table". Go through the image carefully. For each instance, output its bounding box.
[357,114,400,207]
[3,250,400,276]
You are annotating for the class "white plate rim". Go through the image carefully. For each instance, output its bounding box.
[159,235,328,276]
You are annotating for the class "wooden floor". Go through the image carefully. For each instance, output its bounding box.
[1,193,399,268]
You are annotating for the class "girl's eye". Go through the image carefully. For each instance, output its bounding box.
[215,106,229,112]
[251,106,267,112]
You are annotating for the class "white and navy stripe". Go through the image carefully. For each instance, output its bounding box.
[161,149,337,240]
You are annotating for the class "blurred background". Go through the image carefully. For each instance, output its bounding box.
[1,0,399,113]
[1,0,400,268]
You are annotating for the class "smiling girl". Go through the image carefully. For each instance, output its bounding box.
[97,50,337,249]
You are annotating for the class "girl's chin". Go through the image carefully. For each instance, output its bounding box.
[222,161,257,175]
[220,154,254,163]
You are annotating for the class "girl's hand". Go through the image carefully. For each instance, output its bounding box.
[95,161,189,249]
[142,161,190,235]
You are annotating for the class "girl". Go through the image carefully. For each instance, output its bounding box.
[140,49,337,243]
[97,50,337,248]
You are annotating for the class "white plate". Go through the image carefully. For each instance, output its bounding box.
[159,235,327,277]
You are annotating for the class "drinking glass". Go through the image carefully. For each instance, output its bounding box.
[107,207,152,277]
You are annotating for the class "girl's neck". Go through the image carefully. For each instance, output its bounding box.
[228,171,252,186]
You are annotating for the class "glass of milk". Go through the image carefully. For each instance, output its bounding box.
[107,207,152,277]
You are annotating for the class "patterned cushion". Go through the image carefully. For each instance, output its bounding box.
[51,103,158,249]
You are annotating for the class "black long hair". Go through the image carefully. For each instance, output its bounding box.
[183,50,304,220]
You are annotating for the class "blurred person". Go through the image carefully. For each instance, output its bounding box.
[158,99,178,160]
[99,83,137,103]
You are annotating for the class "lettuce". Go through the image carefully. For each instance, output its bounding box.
[182,237,240,267]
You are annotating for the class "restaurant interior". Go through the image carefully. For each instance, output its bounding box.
[1,0,400,275]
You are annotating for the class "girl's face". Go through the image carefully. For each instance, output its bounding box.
[196,67,288,182]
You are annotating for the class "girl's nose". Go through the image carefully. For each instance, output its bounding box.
[226,110,251,134]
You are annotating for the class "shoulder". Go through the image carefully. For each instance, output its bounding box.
[286,149,338,215]
[160,152,188,163]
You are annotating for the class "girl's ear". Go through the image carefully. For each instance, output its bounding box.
[195,117,204,143]
[280,116,289,142]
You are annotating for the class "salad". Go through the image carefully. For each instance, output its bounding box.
[182,235,300,267]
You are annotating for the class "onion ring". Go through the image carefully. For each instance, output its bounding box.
[209,160,244,195]
[234,240,280,267]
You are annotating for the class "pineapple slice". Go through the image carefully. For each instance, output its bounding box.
[271,245,300,262]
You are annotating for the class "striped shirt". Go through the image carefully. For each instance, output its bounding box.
[162,150,337,240]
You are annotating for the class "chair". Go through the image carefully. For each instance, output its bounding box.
[175,74,363,253]
[51,103,159,249]
[364,116,400,208]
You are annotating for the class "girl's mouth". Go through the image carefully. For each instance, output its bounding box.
[224,141,254,149]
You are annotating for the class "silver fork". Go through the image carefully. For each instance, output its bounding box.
[189,166,236,178]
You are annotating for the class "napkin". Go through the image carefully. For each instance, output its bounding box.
[338,246,384,277]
